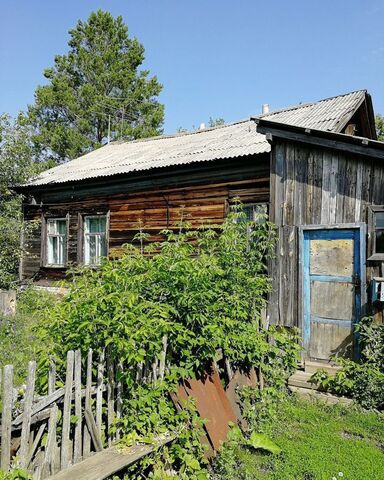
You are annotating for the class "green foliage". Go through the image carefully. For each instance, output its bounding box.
[312,317,384,410]
[0,287,56,384]
[0,114,53,288]
[35,205,299,477]
[212,397,384,480]
[376,114,384,141]
[0,467,31,479]
[248,432,281,455]
[208,117,225,128]
[27,9,164,162]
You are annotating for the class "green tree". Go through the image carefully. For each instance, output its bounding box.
[27,10,164,162]
[376,114,384,141]
[0,114,52,289]
[208,117,225,127]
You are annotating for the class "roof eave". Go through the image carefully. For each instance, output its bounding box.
[253,118,384,160]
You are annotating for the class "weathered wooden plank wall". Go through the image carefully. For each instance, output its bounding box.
[22,164,270,283]
[268,140,384,329]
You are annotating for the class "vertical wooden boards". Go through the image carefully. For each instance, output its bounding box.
[61,350,74,469]
[73,350,82,463]
[329,154,338,224]
[321,153,332,224]
[1,365,13,472]
[283,143,295,226]
[83,349,93,457]
[96,349,105,443]
[305,151,314,225]
[280,226,297,327]
[42,404,59,477]
[354,161,363,223]
[106,353,115,447]
[48,357,56,396]
[268,144,285,325]
[312,150,323,224]
[273,143,286,227]
[20,361,36,469]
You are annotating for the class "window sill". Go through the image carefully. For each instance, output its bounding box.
[44,264,67,269]
[367,254,384,262]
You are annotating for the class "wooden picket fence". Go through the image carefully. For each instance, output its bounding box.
[0,340,168,479]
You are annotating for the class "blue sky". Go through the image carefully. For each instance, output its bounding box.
[1,0,383,134]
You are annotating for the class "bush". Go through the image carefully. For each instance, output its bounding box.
[0,287,56,384]
[312,317,384,410]
[34,205,300,478]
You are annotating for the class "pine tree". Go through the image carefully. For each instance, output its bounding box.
[28,10,164,162]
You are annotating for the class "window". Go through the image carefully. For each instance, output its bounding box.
[46,219,67,266]
[238,203,268,223]
[84,216,108,265]
[370,209,384,259]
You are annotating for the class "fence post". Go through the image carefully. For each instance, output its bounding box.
[96,349,105,443]
[73,350,82,463]
[1,365,13,472]
[83,348,93,457]
[61,350,75,469]
[20,361,36,469]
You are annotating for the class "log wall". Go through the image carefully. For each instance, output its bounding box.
[22,158,270,283]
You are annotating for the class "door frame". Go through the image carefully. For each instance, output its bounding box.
[298,223,367,360]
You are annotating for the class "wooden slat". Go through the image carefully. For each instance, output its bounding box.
[84,409,103,453]
[61,350,75,469]
[115,361,123,442]
[45,436,173,480]
[83,349,93,457]
[27,423,46,469]
[106,353,115,446]
[96,350,105,443]
[20,360,36,469]
[48,357,56,396]
[1,365,13,472]
[74,350,82,463]
[42,405,59,478]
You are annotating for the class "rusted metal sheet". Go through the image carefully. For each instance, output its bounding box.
[225,369,257,427]
[174,366,236,452]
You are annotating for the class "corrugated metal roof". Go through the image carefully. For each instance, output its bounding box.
[23,90,367,187]
[260,90,366,132]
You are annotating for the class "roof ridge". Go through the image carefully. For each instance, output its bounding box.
[259,89,367,119]
[109,118,251,147]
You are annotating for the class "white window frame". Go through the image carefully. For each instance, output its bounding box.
[45,218,68,267]
[83,215,108,265]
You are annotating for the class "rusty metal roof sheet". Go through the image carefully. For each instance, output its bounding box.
[23,90,367,187]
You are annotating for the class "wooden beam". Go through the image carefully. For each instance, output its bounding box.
[45,435,173,480]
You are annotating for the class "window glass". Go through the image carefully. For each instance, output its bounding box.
[375,212,384,229]
[376,230,384,254]
[84,216,107,265]
[241,204,268,223]
[46,219,67,266]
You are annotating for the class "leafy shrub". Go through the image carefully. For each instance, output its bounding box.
[0,287,56,384]
[312,317,384,409]
[35,205,299,477]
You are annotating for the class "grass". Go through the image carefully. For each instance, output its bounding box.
[213,396,384,480]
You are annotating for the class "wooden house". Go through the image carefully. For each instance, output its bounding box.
[16,90,384,366]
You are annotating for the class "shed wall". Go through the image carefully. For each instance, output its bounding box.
[269,140,384,328]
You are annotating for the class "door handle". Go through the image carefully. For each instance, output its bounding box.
[352,273,361,292]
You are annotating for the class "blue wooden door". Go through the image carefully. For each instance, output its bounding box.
[302,228,362,361]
